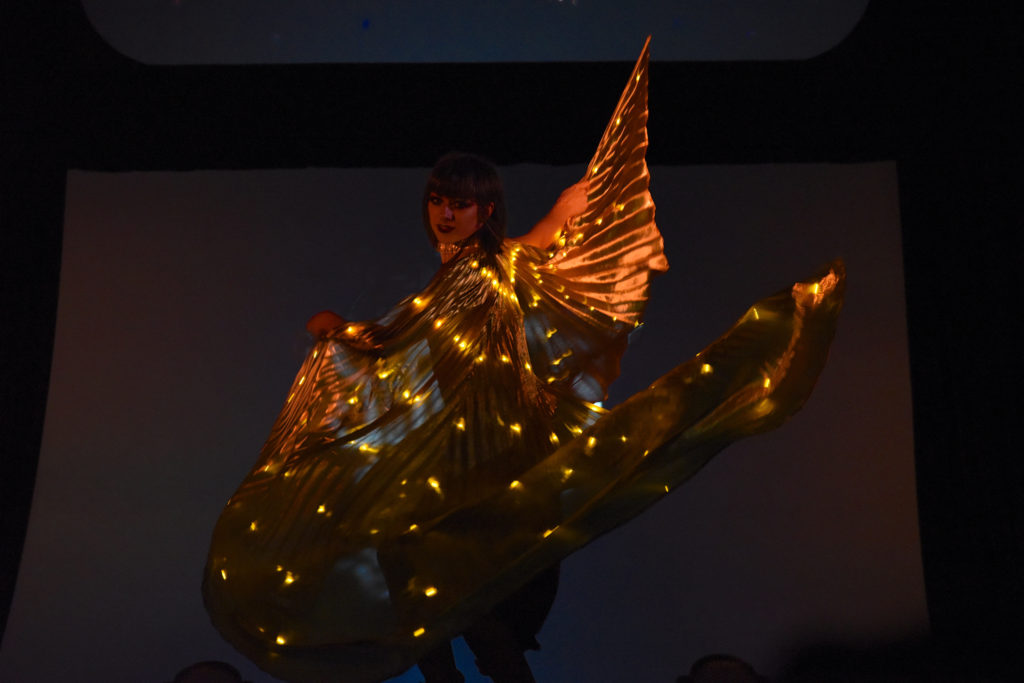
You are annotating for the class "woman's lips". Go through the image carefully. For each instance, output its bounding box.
[435,224,454,234]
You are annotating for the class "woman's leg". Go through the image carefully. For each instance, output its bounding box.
[463,565,560,682]
[417,641,465,683]
[463,615,536,683]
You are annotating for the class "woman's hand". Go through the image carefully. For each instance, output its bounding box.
[306,310,346,338]
[550,180,589,224]
[515,179,590,248]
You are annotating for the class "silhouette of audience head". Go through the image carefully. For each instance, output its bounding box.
[678,653,768,683]
[170,660,249,683]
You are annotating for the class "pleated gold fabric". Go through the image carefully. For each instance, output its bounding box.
[203,39,845,682]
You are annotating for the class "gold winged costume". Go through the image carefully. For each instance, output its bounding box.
[203,39,845,682]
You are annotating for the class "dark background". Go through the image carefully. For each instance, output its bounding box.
[3,1,1020,680]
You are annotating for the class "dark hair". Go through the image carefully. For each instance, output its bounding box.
[422,152,507,255]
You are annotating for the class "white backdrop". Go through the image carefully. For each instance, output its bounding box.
[0,162,925,682]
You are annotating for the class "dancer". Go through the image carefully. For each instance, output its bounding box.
[308,151,587,683]
[203,39,844,683]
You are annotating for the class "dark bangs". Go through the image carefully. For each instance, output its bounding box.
[422,153,508,255]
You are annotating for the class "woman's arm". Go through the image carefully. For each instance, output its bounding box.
[513,180,589,249]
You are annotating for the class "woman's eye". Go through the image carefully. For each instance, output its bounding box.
[429,196,442,205]
[452,200,473,210]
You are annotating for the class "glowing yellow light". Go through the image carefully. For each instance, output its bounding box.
[408,523,419,532]
[358,443,379,453]
[220,569,228,580]
[370,528,379,535]
[525,362,532,371]
[377,369,393,379]
[427,477,441,493]
[276,635,287,645]
[700,363,713,375]
[345,325,357,336]
[592,164,600,175]
[453,334,460,342]
[596,217,603,225]
[347,396,359,405]
[424,587,438,597]
[664,485,670,492]
[545,328,557,338]
[476,353,486,363]
[317,504,326,514]
[470,260,479,268]
[643,449,650,457]
[509,480,522,490]
[454,417,466,431]
[284,571,296,585]
[615,116,622,125]
[542,527,558,538]
[434,319,444,328]
[298,375,305,386]
[312,349,318,359]
[561,467,574,481]
[413,627,426,638]
[569,425,583,435]
[500,354,511,363]
[586,436,597,450]
[620,435,628,442]
[249,521,258,532]
[636,73,641,82]
[811,283,820,294]
[549,432,560,445]
[402,390,411,399]
[510,423,521,434]
[413,296,426,307]
[276,565,283,571]
[752,307,760,320]
[287,393,295,403]
[458,340,467,349]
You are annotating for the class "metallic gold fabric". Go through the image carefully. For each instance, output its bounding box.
[203,39,845,683]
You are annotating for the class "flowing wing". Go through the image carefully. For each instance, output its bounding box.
[513,36,667,402]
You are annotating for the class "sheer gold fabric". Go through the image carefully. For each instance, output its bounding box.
[203,39,845,682]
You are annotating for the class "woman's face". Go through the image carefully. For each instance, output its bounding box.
[427,193,492,244]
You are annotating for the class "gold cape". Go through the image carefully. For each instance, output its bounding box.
[203,39,845,682]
